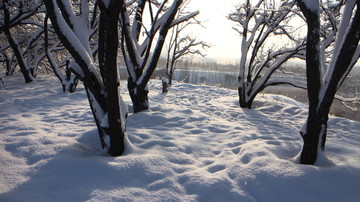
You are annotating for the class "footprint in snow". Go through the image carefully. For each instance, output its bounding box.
[231,147,241,154]
[203,159,214,165]
[207,164,226,173]
[266,140,281,146]
[241,153,252,164]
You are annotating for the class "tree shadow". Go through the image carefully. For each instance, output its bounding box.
[0,131,166,201]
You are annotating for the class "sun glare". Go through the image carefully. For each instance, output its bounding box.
[187,0,242,63]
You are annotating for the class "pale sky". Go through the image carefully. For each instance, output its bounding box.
[186,0,242,63]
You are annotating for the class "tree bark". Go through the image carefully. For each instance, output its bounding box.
[238,75,252,108]
[128,78,149,113]
[297,0,322,165]
[100,1,125,156]
[238,86,251,109]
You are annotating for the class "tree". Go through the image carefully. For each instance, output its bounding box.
[0,0,42,83]
[119,0,199,112]
[228,0,306,109]
[44,0,125,156]
[44,15,80,93]
[162,0,208,93]
[296,0,360,164]
[0,43,17,76]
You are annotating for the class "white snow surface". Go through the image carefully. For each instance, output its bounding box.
[1,75,360,201]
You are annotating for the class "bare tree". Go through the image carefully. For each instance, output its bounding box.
[0,0,43,83]
[162,0,208,93]
[44,0,125,156]
[119,0,199,112]
[228,0,305,109]
[296,0,360,164]
[0,44,17,76]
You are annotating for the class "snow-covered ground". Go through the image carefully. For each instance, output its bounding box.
[1,74,360,201]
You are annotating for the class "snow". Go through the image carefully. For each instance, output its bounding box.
[1,74,360,201]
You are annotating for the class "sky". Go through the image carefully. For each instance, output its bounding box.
[186,0,242,64]
[184,1,360,71]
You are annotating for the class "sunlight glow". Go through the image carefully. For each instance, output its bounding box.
[187,0,242,63]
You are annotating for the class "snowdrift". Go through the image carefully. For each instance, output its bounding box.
[1,75,359,201]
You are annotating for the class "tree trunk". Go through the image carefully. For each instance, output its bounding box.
[3,1,34,83]
[45,0,125,156]
[128,78,149,113]
[300,112,328,164]
[4,30,34,83]
[101,2,125,156]
[4,55,13,76]
[168,71,174,86]
[162,77,169,93]
[238,76,251,109]
[65,61,79,93]
[84,87,107,149]
[238,87,249,108]
[297,0,322,164]
[120,0,185,113]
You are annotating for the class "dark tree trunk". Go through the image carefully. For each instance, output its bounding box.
[238,87,250,108]
[162,57,174,93]
[4,30,34,83]
[100,2,125,156]
[168,45,177,86]
[168,70,174,86]
[65,60,79,93]
[4,55,14,76]
[297,0,322,165]
[4,30,33,83]
[3,0,34,83]
[5,58,10,76]
[300,113,328,164]
[84,87,107,149]
[238,76,251,109]
[128,78,149,113]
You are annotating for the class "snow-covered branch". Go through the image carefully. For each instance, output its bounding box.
[120,0,199,112]
[230,0,303,108]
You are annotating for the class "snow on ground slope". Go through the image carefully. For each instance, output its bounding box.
[0,75,360,201]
